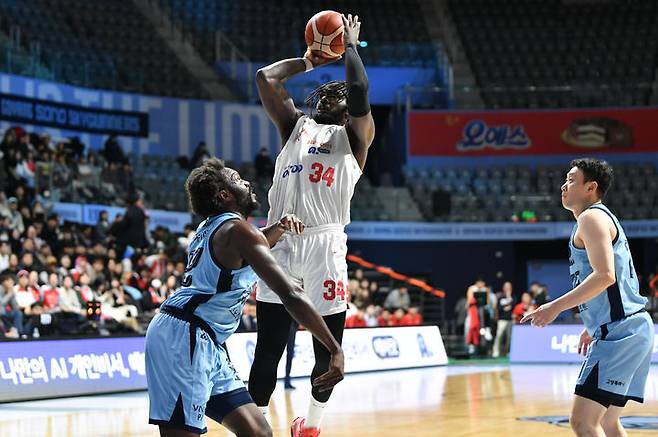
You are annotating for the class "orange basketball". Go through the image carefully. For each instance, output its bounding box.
[305,10,345,59]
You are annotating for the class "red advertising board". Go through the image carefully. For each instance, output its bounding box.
[408,108,658,156]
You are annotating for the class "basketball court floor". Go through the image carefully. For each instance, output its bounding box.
[1,364,657,436]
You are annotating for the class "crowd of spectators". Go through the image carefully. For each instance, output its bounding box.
[0,126,194,339]
[456,278,558,357]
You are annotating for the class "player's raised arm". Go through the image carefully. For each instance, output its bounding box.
[342,13,375,169]
[256,53,337,143]
[230,220,344,392]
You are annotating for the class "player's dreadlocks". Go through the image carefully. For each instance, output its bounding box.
[304,80,348,111]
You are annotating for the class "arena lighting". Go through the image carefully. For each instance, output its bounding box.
[359,40,368,47]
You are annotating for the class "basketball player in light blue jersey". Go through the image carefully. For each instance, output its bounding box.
[145,158,344,437]
[522,158,653,437]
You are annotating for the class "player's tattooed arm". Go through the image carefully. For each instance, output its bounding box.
[256,59,305,142]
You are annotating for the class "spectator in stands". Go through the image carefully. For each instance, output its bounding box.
[391,308,406,326]
[254,148,274,179]
[15,270,38,313]
[363,305,379,327]
[346,309,367,328]
[59,276,86,318]
[384,285,410,310]
[6,197,24,234]
[493,281,514,358]
[94,210,111,244]
[401,307,423,326]
[465,281,485,355]
[378,309,393,327]
[238,300,258,332]
[41,272,61,313]
[529,281,548,306]
[0,274,24,337]
[0,240,10,272]
[99,280,141,333]
[513,292,535,323]
[190,141,210,169]
[113,193,148,256]
[354,288,372,309]
[102,134,127,165]
[177,224,195,251]
[41,213,60,255]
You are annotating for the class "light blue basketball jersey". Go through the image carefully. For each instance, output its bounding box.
[163,212,258,344]
[568,204,647,335]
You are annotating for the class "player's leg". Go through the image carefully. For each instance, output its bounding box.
[248,301,293,414]
[158,427,200,437]
[220,403,272,437]
[207,343,271,436]
[599,406,627,437]
[570,395,607,436]
[294,311,345,434]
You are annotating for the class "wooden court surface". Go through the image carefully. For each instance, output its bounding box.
[1,364,657,436]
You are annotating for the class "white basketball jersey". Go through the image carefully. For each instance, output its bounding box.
[266,116,362,227]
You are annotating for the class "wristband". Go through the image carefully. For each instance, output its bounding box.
[303,57,314,72]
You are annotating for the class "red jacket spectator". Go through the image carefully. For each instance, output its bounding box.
[346,312,367,328]
[513,292,536,323]
[400,308,423,326]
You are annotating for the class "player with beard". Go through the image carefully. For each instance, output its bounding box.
[248,14,375,437]
[145,158,344,437]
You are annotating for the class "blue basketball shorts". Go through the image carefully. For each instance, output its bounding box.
[145,312,253,434]
[575,310,654,407]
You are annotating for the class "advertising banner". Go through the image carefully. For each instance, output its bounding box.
[0,72,279,163]
[0,326,445,402]
[510,324,658,363]
[0,337,146,403]
[0,92,148,137]
[225,326,447,381]
[408,108,658,157]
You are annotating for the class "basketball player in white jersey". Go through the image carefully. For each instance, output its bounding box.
[248,14,374,437]
[522,159,652,437]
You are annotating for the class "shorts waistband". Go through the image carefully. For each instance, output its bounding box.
[293,224,344,235]
[600,308,646,339]
[160,305,218,346]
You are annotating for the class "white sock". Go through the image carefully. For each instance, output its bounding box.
[258,405,271,426]
[304,397,326,429]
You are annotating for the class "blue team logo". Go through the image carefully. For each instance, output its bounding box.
[519,416,658,430]
[308,143,332,155]
[282,164,303,178]
[417,333,433,358]
[372,336,400,359]
[246,340,256,364]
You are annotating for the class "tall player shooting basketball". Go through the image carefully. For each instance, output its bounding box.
[522,159,652,437]
[248,13,374,437]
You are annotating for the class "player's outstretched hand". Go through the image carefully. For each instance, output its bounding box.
[577,328,593,356]
[520,302,560,327]
[341,13,361,47]
[304,48,341,68]
[279,214,305,234]
[312,348,344,392]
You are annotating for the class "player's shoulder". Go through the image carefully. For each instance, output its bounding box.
[577,207,616,237]
[221,219,265,244]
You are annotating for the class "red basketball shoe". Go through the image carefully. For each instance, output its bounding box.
[290,417,320,437]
